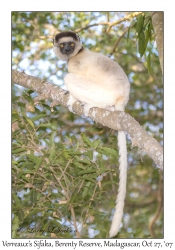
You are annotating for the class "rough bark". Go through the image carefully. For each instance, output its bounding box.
[151,12,164,73]
[12,70,163,169]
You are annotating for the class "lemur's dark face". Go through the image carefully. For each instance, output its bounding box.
[59,41,75,55]
[53,31,82,61]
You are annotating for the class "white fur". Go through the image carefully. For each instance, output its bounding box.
[67,49,130,109]
[53,35,130,237]
[59,37,74,43]
[109,130,127,237]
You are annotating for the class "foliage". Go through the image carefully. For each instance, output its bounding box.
[12,12,163,238]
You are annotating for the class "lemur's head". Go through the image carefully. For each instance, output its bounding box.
[53,31,82,61]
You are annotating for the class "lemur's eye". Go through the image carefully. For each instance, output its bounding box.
[60,43,64,48]
[70,43,75,47]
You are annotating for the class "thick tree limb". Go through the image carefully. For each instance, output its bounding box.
[12,70,163,169]
[151,12,164,73]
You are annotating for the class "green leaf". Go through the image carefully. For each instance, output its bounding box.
[98,169,106,176]
[25,208,44,217]
[37,123,57,129]
[49,131,57,146]
[23,115,35,129]
[12,160,18,165]
[30,189,37,204]
[73,162,86,170]
[138,30,146,57]
[31,114,48,121]
[69,188,79,204]
[12,148,26,154]
[67,150,82,155]
[97,147,118,157]
[12,114,20,123]
[35,158,43,171]
[82,134,93,147]
[91,139,101,149]
[102,180,118,188]
[12,215,19,237]
[12,193,21,205]
[81,176,96,183]
[78,168,96,175]
[27,154,40,163]
[82,181,91,198]
[85,150,93,160]
[49,149,56,161]
[74,156,91,165]
[26,89,35,95]
[136,14,145,36]
[134,228,142,237]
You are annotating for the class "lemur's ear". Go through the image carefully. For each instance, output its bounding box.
[77,34,81,41]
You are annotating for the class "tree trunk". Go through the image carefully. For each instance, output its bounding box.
[151,12,164,73]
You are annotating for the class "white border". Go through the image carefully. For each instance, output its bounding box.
[1,1,175,249]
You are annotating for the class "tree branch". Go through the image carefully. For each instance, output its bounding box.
[106,12,142,33]
[148,174,163,237]
[109,23,135,55]
[12,70,163,169]
[74,12,142,33]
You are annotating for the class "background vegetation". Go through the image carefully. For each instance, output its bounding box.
[12,12,163,238]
